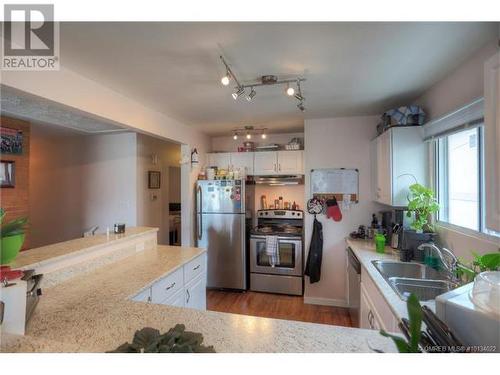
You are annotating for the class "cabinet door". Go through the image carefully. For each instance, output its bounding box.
[207,153,231,169]
[185,273,207,310]
[253,151,278,175]
[230,152,254,175]
[360,283,383,331]
[375,130,392,205]
[277,151,303,174]
[162,289,185,308]
[131,287,151,303]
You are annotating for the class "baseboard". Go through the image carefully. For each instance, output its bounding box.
[303,297,348,308]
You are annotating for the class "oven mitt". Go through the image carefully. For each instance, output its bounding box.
[326,197,342,222]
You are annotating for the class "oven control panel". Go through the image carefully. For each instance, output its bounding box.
[257,210,303,219]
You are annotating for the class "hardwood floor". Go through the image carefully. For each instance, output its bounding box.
[207,290,353,327]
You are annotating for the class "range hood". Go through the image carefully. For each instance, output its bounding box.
[253,175,304,186]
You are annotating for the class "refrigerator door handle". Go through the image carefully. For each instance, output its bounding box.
[197,185,203,240]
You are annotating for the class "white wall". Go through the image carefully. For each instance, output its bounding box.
[3,63,210,247]
[29,126,137,248]
[304,116,380,306]
[136,133,180,245]
[211,132,304,153]
[416,39,499,261]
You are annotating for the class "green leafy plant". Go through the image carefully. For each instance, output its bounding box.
[406,183,440,233]
[380,294,422,353]
[0,208,28,238]
[457,250,500,283]
[107,324,216,353]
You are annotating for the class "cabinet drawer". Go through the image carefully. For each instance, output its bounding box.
[151,267,184,303]
[184,253,206,284]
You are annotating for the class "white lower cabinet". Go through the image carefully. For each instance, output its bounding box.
[185,274,207,310]
[360,266,399,332]
[131,253,207,311]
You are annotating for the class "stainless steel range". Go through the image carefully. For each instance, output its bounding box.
[249,209,304,296]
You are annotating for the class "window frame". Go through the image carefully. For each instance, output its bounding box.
[433,124,499,239]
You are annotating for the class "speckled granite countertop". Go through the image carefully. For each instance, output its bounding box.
[1,244,396,353]
[13,227,158,270]
[346,238,436,321]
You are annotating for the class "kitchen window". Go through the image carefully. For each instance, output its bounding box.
[436,126,482,231]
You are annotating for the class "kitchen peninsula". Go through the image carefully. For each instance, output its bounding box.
[1,227,395,353]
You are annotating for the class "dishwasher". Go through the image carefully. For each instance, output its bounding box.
[346,247,361,327]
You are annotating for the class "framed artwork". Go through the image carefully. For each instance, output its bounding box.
[0,160,15,188]
[0,127,23,155]
[148,171,161,189]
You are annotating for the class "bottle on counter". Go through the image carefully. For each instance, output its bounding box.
[278,196,284,209]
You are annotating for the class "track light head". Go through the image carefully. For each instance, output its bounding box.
[297,102,305,112]
[246,132,252,139]
[232,86,245,100]
[261,132,267,139]
[221,74,231,86]
[233,133,238,140]
[286,85,295,96]
[246,88,256,101]
[294,93,303,101]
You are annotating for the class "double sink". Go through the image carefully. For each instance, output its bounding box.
[372,260,458,302]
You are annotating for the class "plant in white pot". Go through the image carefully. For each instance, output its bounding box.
[406,183,440,234]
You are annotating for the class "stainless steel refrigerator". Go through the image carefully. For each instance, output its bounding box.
[196,179,246,290]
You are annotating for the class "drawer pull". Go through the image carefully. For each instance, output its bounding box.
[186,289,191,304]
[165,282,176,291]
[147,296,152,303]
[193,265,201,271]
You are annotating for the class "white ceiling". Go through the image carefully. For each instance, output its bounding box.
[56,22,497,135]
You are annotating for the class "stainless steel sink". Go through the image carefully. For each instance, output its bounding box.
[388,277,456,302]
[372,260,446,280]
[371,260,456,301]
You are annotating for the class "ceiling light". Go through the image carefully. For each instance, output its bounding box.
[246,132,252,140]
[221,74,231,86]
[261,132,267,139]
[233,133,238,140]
[286,85,295,96]
[297,102,305,112]
[232,86,245,100]
[246,88,256,101]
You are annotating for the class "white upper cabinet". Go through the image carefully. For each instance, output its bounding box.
[484,52,500,232]
[207,153,231,169]
[371,127,428,207]
[253,151,279,175]
[207,150,304,176]
[276,151,304,175]
[230,152,254,175]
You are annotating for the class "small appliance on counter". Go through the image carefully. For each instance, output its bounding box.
[114,223,126,234]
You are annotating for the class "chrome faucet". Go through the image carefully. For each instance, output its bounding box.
[417,243,460,284]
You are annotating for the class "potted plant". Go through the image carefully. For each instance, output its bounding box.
[406,183,440,233]
[0,208,28,265]
[400,184,440,262]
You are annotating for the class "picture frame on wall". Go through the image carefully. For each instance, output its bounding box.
[0,160,15,188]
[0,127,23,155]
[148,171,161,189]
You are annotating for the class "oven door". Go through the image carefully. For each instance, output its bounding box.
[250,235,302,276]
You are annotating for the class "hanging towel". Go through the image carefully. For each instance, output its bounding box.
[265,235,280,267]
[304,217,323,283]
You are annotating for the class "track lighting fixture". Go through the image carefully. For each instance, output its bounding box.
[219,55,306,111]
[232,86,245,100]
[297,102,305,112]
[231,126,267,141]
[246,87,256,101]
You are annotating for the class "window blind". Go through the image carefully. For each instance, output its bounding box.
[423,97,484,141]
